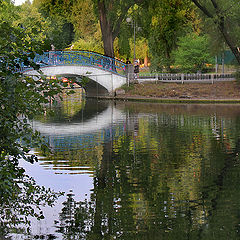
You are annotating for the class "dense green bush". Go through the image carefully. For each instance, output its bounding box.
[173,33,214,73]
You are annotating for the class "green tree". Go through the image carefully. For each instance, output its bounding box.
[15,1,51,49]
[70,37,104,53]
[147,0,193,71]
[116,3,150,61]
[192,0,240,65]
[0,0,62,234]
[71,0,98,40]
[91,0,132,57]
[33,0,74,49]
[174,33,213,72]
[89,0,150,58]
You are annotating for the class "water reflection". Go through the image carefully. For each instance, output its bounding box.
[33,93,126,175]
[10,90,240,239]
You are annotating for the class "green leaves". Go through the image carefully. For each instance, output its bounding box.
[174,33,213,72]
[148,0,193,71]
[0,1,64,233]
[192,0,240,64]
[0,158,63,234]
[34,0,75,49]
[80,75,90,86]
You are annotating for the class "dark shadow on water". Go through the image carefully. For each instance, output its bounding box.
[40,93,110,124]
[70,98,109,122]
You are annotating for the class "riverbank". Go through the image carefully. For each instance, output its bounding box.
[112,81,240,103]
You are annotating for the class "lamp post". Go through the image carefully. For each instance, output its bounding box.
[126,17,136,61]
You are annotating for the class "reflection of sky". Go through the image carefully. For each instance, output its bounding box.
[19,159,93,237]
[20,159,93,198]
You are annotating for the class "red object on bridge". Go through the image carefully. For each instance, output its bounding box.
[62,77,69,83]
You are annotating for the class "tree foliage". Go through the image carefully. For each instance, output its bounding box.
[174,33,213,72]
[68,0,104,53]
[71,37,104,53]
[33,0,75,49]
[92,0,139,57]
[71,0,97,40]
[28,0,240,69]
[192,0,240,65]
[147,0,194,71]
[14,1,50,49]
[0,0,63,234]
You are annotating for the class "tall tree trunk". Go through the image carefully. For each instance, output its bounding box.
[96,1,136,58]
[98,1,115,58]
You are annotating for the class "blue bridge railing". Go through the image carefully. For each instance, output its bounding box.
[20,51,127,76]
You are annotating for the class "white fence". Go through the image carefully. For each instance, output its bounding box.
[138,73,235,83]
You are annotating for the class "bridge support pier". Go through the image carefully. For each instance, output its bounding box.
[126,64,135,85]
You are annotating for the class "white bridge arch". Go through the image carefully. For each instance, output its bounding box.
[32,104,124,136]
[21,51,128,96]
[25,65,127,96]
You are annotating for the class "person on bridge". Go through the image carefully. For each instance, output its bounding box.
[134,60,139,79]
[49,44,56,64]
[126,58,131,64]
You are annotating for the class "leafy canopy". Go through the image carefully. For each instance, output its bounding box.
[192,0,240,65]
[147,0,193,71]
[174,33,213,72]
[0,0,63,234]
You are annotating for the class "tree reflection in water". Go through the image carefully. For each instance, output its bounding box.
[0,158,63,238]
[55,107,240,240]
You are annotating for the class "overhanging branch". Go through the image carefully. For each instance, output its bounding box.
[191,0,213,18]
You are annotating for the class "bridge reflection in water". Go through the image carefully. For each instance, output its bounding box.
[33,92,127,175]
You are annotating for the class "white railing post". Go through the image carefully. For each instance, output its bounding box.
[181,73,184,84]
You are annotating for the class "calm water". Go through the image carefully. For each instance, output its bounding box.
[8,89,240,239]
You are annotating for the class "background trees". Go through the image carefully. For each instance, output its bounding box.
[33,0,75,49]
[147,0,193,71]
[192,0,240,65]
[26,0,240,71]
[174,33,213,72]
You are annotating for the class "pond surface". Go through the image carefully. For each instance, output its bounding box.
[9,89,240,239]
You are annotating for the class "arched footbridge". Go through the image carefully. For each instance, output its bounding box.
[22,51,128,96]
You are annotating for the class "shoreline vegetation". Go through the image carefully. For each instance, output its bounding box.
[106,81,240,104]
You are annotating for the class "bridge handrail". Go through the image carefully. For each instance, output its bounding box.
[19,51,127,77]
